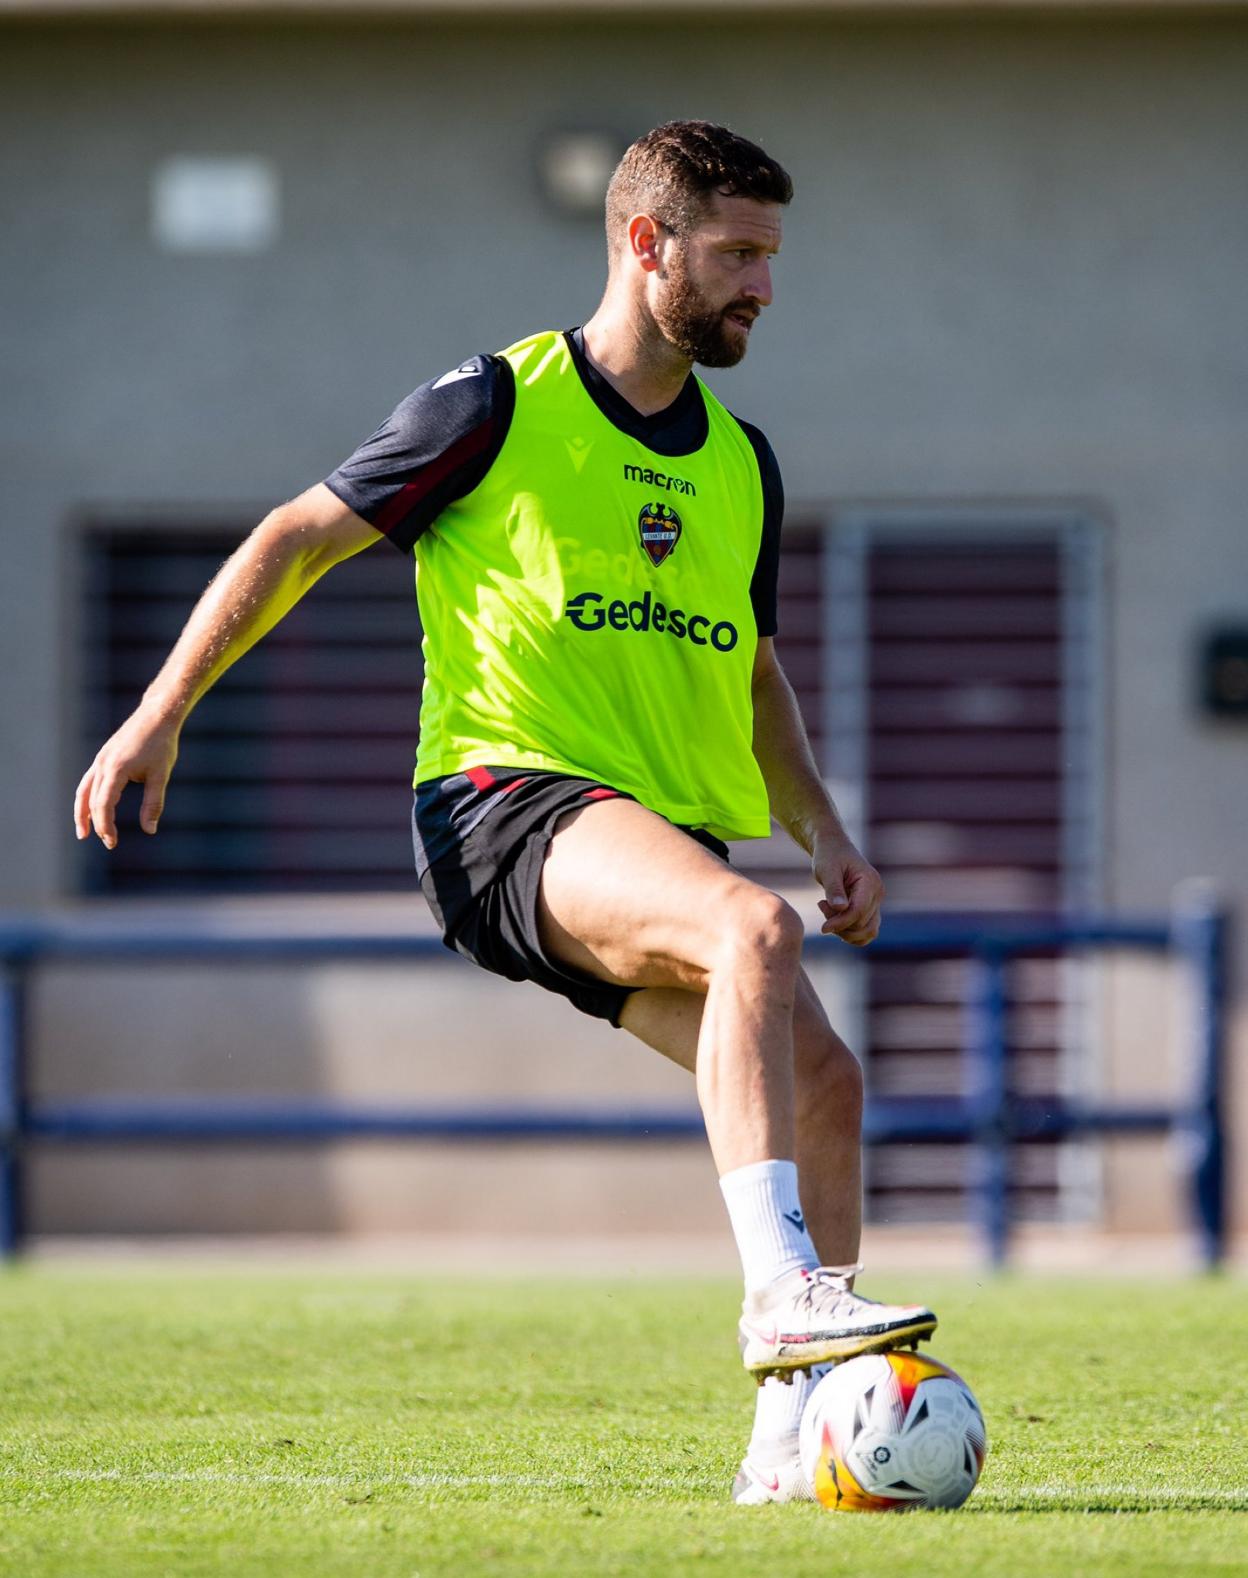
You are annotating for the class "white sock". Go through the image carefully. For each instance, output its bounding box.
[719,1158,818,1292]
[748,1365,830,1462]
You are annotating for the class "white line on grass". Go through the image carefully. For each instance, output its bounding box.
[5,1468,583,1491]
[5,1470,1245,1507]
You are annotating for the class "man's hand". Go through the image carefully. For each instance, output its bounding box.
[74,710,181,850]
[812,831,885,946]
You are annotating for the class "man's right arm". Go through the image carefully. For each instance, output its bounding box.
[77,350,511,850]
[74,483,378,850]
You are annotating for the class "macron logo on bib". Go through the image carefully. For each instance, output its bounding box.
[623,463,695,497]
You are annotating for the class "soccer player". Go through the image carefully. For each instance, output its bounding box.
[75,121,937,1504]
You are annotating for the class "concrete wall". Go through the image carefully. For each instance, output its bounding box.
[27,939,719,1236]
[2,15,1245,1237]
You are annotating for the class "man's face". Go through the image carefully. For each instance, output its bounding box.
[650,191,782,369]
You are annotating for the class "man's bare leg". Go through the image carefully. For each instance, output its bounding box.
[619,977,863,1269]
[537,796,934,1380]
[620,978,863,1501]
[538,797,808,1176]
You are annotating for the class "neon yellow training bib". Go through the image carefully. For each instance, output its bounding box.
[412,329,772,841]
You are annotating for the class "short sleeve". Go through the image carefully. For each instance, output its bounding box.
[323,354,515,554]
[733,418,784,638]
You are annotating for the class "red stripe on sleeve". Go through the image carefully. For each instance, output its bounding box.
[372,417,496,537]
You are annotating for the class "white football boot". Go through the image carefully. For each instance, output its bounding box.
[731,1452,815,1505]
[739,1264,937,1382]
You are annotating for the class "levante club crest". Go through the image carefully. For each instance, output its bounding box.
[638,501,682,567]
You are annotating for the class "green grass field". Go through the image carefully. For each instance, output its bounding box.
[1,1267,1244,1576]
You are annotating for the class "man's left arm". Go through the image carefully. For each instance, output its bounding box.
[751,636,884,945]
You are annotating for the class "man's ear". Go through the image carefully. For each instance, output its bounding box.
[627,213,664,274]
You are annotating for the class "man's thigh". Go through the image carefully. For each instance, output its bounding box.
[536,796,780,993]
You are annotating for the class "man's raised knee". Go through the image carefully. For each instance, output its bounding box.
[716,888,805,977]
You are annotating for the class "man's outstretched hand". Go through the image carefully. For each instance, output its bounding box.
[74,710,180,850]
[812,831,885,946]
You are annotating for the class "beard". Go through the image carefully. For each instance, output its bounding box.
[652,247,755,369]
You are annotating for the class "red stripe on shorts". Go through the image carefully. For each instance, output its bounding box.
[465,766,496,791]
[583,787,619,800]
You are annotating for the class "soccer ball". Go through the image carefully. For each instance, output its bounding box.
[798,1350,987,1512]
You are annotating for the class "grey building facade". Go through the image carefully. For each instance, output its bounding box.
[2,5,1245,1245]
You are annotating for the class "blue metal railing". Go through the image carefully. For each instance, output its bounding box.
[0,892,1229,1266]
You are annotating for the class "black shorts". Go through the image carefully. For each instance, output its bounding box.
[412,766,730,1025]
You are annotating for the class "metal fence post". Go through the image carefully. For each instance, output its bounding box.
[1172,885,1229,1269]
[0,963,27,1262]
[966,947,1011,1268]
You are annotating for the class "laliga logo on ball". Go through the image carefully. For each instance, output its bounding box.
[637,501,682,567]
